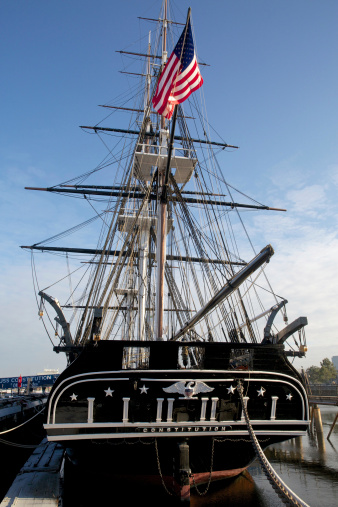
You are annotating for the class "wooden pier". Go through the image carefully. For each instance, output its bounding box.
[306,384,338,441]
[307,384,338,406]
[0,439,64,506]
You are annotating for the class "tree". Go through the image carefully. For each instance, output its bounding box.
[319,358,337,383]
[306,365,321,384]
[306,358,337,384]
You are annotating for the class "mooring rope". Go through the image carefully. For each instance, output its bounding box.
[237,380,310,507]
[0,406,45,435]
[0,437,39,449]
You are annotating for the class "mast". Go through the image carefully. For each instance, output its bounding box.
[154,5,193,341]
[135,31,153,343]
[23,3,295,355]
[154,0,169,340]
[146,31,151,110]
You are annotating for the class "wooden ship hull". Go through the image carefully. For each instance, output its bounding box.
[44,341,309,489]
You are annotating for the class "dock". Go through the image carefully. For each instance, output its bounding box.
[306,384,338,440]
[0,395,47,431]
[0,439,64,506]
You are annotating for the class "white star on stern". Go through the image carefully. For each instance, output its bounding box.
[286,393,293,401]
[104,387,114,397]
[70,393,78,401]
[227,385,236,395]
[257,387,266,397]
[139,384,149,394]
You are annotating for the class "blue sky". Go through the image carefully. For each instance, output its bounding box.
[1,0,337,377]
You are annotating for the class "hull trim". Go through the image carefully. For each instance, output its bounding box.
[45,429,308,441]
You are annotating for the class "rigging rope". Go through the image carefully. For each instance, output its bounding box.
[31,252,55,347]
[237,380,310,507]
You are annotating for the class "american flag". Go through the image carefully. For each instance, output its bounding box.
[152,18,203,119]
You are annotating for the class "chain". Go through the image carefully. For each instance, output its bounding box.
[155,437,216,498]
[154,438,174,496]
[190,437,215,496]
[214,437,269,443]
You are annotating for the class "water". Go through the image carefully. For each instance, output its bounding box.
[62,406,338,506]
[2,406,337,506]
[189,406,338,507]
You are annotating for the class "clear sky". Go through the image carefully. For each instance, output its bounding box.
[1,0,337,377]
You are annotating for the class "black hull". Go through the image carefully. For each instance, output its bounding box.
[65,433,292,478]
[62,461,259,507]
[44,341,309,486]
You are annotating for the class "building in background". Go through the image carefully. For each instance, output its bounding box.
[332,356,338,373]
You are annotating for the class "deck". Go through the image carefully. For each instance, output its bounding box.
[0,439,64,506]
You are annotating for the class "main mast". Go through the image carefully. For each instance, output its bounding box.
[21,3,298,356]
[154,0,169,340]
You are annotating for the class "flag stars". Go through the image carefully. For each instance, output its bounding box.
[104,387,114,397]
[257,387,266,397]
[152,18,203,119]
[139,384,149,394]
[70,393,78,401]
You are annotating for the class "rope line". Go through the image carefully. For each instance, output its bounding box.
[0,406,45,435]
[0,437,39,449]
[237,380,310,507]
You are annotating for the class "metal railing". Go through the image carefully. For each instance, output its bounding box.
[306,384,338,396]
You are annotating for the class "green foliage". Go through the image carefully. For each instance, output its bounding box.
[306,358,337,384]
[306,366,321,383]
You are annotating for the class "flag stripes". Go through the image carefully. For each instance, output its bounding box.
[152,18,203,119]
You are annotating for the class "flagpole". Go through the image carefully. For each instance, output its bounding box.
[154,0,168,340]
[160,105,178,204]
[160,0,168,131]
[155,7,192,341]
